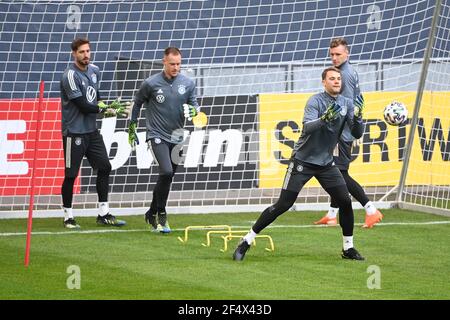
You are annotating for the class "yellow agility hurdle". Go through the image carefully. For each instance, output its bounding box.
[222,235,275,253]
[177,225,232,243]
[202,230,250,247]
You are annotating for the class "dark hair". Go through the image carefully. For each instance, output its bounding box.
[322,66,341,80]
[329,37,349,51]
[164,47,182,56]
[71,38,90,51]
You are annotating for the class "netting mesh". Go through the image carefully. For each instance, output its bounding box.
[0,0,448,214]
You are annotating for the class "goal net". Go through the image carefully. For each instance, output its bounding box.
[398,0,450,215]
[0,0,448,217]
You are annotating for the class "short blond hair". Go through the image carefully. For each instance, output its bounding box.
[329,37,349,52]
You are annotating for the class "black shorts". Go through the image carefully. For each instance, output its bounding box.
[333,140,353,170]
[281,158,346,192]
[63,131,111,178]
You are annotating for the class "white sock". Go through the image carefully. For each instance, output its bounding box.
[63,207,73,221]
[326,207,339,219]
[243,229,257,245]
[343,236,354,251]
[99,202,109,216]
[364,201,377,215]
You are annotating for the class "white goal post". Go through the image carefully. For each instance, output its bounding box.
[0,0,449,218]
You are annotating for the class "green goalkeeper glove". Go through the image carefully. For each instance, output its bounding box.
[354,94,364,118]
[98,101,117,117]
[109,98,132,118]
[128,120,139,150]
[320,101,342,122]
[98,99,132,118]
[183,104,198,121]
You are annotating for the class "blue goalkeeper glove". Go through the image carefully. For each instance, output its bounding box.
[354,94,364,118]
[183,104,198,121]
[128,120,139,150]
[320,101,342,122]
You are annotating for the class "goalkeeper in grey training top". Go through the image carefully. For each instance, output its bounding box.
[314,37,383,228]
[128,47,200,233]
[60,37,131,229]
[233,67,366,261]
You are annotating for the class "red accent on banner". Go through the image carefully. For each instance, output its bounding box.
[0,99,80,196]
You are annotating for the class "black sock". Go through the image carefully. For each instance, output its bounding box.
[155,174,173,213]
[96,170,110,203]
[61,177,76,208]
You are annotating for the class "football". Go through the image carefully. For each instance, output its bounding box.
[383,101,408,126]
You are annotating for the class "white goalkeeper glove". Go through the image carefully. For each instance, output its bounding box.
[183,104,198,121]
[352,138,363,147]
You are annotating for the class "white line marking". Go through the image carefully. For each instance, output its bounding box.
[1,221,449,237]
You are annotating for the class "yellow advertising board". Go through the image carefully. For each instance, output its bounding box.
[259,92,450,188]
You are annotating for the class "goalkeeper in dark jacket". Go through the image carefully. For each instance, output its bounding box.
[60,37,130,228]
[233,67,366,261]
[128,47,200,233]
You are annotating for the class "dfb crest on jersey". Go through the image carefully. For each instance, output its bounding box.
[156,95,165,103]
[178,85,186,95]
[75,137,82,146]
[340,105,347,116]
[154,138,161,144]
[296,164,303,172]
[91,74,97,84]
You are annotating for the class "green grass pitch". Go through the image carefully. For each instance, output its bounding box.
[1,209,449,300]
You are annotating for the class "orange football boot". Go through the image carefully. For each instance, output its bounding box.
[314,215,338,226]
[362,210,383,228]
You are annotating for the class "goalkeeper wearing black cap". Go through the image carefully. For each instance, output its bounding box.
[59,37,130,228]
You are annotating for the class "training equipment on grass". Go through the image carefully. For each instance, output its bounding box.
[177,225,232,243]
[222,235,275,253]
[201,230,250,248]
[178,225,275,254]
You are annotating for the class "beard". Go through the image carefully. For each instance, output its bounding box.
[78,57,90,66]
